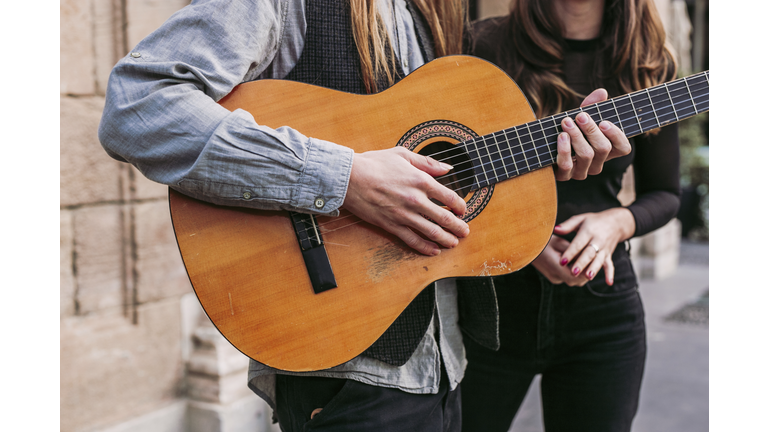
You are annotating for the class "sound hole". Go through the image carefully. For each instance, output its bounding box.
[418,140,473,203]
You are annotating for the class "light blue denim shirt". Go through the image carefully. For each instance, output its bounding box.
[99,0,465,410]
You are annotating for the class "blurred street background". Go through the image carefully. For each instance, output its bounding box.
[508,239,709,432]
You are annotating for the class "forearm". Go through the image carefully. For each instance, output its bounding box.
[99,75,354,215]
[628,123,681,237]
[97,0,354,215]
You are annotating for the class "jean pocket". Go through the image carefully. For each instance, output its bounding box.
[303,379,354,430]
[584,251,638,298]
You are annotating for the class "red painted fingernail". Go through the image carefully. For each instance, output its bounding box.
[573,267,580,275]
[560,258,569,266]
[587,271,594,279]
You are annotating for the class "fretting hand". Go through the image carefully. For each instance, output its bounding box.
[342,147,469,256]
[554,89,632,181]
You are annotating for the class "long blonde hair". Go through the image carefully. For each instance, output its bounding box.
[350,0,468,93]
[497,0,676,117]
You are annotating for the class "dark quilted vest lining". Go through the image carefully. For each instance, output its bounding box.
[284,0,436,367]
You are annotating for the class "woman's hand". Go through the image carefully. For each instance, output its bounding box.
[343,147,469,256]
[554,89,632,181]
[532,235,586,286]
[533,208,636,286]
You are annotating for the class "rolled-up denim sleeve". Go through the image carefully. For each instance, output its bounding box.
[98,0,353,215]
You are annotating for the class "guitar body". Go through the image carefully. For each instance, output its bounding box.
[169,55,557,371]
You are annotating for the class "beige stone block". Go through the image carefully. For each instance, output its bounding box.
[134,200,191,303]
[634,247,680,280]
[188,323,251,378]
[73,204,125,315]
[61,0,95,95]
[134,165,171,200]
[93,0,122,95]
[61,95,126,207]
[99,400,187,432]
[187,395,274,432]
[640,219,682,255]
[618,165,636,206]
[61,209,77,317]
[125,0,191,49]
[478,0,510,20]
[60,299,185,432]
[187,371,253,405]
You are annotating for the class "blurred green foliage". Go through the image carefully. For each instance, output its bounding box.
[678,112,709,240]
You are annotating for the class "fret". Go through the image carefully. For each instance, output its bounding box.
[489,131,509,181]
[645,88,662,128]
[662,82,679,122]
[548,114,564,157]
[525,123,544,169]
[463,138,486,189]
[613,95,642,136]
[592,103,605,122]
[518,124,539,173]
[500,128,521,177]
[513,127,531,172]
[537,119,557,164]
[595,99,619,126]
[666,79,696,119]
[628,91,653,134]
[609,99,624,132]
[647,84,676,127]
[551,113,570,151]
[687,73,710,113]
[477,135,499,186]
[551,112,568,132]
[683,76,699,115]
[583,104,601,121]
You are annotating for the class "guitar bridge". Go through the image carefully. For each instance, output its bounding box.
[290,212,337,294]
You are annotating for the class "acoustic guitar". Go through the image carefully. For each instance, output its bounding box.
[169,55,709,371]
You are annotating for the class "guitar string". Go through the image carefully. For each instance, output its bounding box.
[295,86,709,241]
[433,78,709,180]
[431,84,709,191]
[365,76,710,194]
[294,80,708,240]
[415,71,709,173]
[295,85,710,241]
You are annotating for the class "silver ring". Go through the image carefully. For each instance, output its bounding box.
[588,243,600,254]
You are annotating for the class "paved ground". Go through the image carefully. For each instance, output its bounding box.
[507,240,709,432]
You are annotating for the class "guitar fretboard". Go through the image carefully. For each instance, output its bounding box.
[461,71,710,190]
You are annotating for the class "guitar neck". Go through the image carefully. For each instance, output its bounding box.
[461,70,710,190]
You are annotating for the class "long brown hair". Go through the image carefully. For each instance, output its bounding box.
[350,0,468,93]
[496,0,676,117]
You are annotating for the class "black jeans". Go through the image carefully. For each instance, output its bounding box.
[461,265,646,432]
[275,369,461,432]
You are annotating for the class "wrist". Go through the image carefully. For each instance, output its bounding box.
[610,207,636,241]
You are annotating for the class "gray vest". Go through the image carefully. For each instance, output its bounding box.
[285,0,499,366]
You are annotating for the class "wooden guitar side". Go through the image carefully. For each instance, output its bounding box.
[169,55,557,371]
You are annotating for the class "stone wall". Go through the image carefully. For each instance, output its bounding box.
[60,1,686,431]
[60,1,275,431]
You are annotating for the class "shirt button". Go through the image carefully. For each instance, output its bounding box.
[314,198,325,209]
[242,192,252,199]
[130,52,141,58]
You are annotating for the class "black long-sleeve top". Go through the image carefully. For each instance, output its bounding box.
[471,18,681,288]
